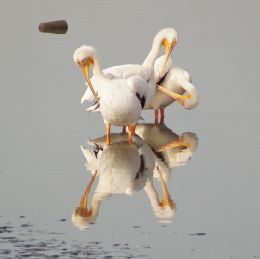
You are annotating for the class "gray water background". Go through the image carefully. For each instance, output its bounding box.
[0,0,260,258]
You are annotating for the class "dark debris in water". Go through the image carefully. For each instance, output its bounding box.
[0,223,148,258]
[0,249,11,255]
[189,232,206,236]
[113,243,120,247]
[133,226,141,229]
[21,224,32,228]
[48,255,59,258]
[1,236,17,240]
[39,20,68,34]
[59,219,66,222]
[89,241,101,245]
[0,226,13,234]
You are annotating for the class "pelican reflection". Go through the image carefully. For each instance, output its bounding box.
[136,123,199,181]
[72,130,198,229]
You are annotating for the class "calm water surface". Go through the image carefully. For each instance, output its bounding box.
[0,1,259,258]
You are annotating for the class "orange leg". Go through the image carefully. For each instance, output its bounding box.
[127,125,136,144]
[154,109,159,126]
[106,123,111,145]
[159,108,165,124]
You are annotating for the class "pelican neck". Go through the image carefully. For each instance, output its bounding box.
[142,40,161,68]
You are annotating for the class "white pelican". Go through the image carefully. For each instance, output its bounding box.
[73,45,149,144]
[80,28,178,112]
[135,123,199,181]
[147,55,199,125]
[71,134,176,228]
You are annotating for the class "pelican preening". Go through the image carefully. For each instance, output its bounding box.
[79,28,178,109]
[72,27,199,227]
[73,45,149,145]
[149,56,199,125]
[74,28,199,143]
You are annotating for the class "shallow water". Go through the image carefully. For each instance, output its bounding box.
[1,0,260,258]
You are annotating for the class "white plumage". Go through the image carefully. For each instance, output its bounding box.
[148,55,199,124]
[80,28,178,109]
[72,135,153,229]
[135,123,199,182]
[71,133,177,229]
[71,27,201,229]
[73,45,149,144]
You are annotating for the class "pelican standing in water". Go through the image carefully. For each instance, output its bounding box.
[80,28,179,115]
[73,45,149,144]
[147,55,199,125]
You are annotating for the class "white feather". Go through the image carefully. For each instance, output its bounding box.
[147,55,199,110]
[74,45,149,127]
[135,123,199,179]
[79,28,179,109]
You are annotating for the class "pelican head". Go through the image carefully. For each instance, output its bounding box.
[73,45,96,63]
[71,207,95,230]
[154,28,178,76]
[173,70,199,109]
[73,45,100,102]
[182,83,199,109]
[71,192,108,230]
